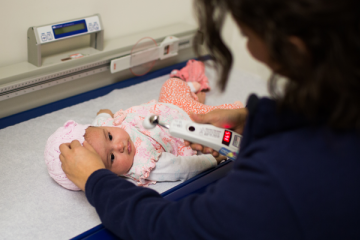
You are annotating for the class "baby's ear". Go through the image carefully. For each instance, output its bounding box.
[84,126,94,141]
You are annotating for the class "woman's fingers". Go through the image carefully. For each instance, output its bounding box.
[59,140,105,191]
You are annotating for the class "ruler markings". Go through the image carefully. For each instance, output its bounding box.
[0,60,109,93]
[0,64,109,101]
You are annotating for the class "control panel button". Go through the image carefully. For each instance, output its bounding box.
[47,32,53,40]
[93,22,99,30]
[41,33,47,42]
[88,23,93,31]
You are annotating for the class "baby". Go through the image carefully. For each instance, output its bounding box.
[44,60,243,191]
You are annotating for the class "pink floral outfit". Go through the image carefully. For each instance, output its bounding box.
[93,100,217,186]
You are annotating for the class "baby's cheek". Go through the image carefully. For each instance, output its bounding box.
[125,157,134,173]
[101,159,109,169]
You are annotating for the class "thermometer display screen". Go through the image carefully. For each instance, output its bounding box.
[52,19,87,39]
[222,130,232,146]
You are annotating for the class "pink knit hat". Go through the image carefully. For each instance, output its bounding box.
[44,120,90,191]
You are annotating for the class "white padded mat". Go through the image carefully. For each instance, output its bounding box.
[0,64,268,240]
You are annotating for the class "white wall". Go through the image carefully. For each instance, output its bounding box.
[0,0,270,80]
[222,15,271,81]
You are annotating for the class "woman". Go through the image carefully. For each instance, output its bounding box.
[60,0,360,239]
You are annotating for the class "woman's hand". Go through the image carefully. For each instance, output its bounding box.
[185,108,248,157]
[97,109,114,118]
[59,140,105,191]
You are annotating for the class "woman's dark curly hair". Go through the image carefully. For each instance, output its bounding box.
[193,0,360,129]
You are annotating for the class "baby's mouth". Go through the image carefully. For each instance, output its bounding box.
[127,140,131,154]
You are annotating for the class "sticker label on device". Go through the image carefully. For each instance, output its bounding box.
[199,128,221,138]
[219,147,237,160]
[232,135,241,148]
[172,119,183,128]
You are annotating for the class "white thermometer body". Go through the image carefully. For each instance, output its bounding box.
[169,119,241,160]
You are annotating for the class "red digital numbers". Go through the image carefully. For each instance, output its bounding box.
[222,130,232,146]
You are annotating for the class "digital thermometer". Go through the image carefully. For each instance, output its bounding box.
[143,116,241,160]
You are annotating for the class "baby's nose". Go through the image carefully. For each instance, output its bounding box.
[115,142,125,153]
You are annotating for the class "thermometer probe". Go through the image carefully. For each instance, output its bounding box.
[143,115,241,160]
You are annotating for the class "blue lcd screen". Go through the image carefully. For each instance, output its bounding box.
[52,19,88,39]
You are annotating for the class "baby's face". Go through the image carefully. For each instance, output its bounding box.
[85,126,135,175]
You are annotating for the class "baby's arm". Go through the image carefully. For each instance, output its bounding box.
[91,109,114,126]
[97,109,114,117]
[147,152,218,182]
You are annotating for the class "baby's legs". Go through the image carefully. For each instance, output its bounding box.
[159,78,242,115]
[196,91,206,104]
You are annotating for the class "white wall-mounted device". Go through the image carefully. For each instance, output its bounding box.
[27,14,104,67]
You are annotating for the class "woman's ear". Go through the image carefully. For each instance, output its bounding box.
[288,36,308,55]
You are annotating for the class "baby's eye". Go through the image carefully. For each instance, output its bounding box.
[111,153,115,164]
[108,132,113,141]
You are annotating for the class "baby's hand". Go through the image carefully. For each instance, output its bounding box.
[215,154,228,164]
[97,109,114,118]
